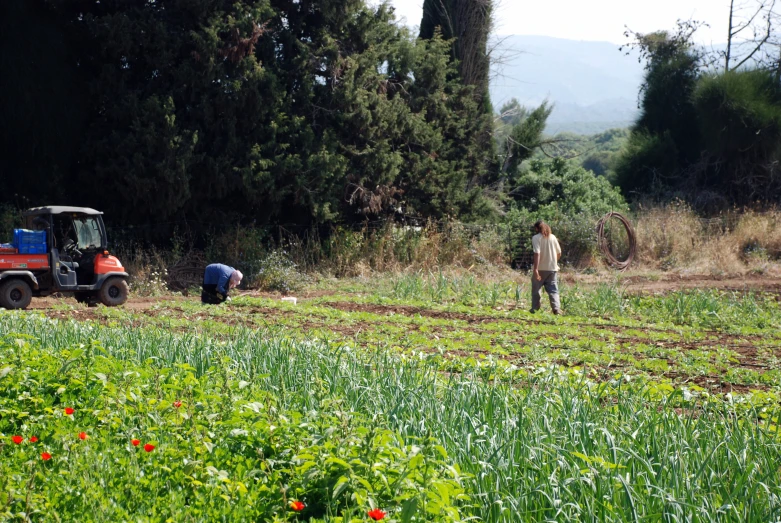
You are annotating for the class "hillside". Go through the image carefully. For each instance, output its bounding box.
[490,35,644,133]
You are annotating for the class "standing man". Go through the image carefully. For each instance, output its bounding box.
[202,263,243,305]
[530,221,562,315]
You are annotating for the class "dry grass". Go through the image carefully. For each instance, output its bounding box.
[633,203,781,276]
[111,243,173,295]
[115,206,781,296]
[284,221,508,277]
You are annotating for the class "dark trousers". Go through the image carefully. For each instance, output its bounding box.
[201,283,227,304]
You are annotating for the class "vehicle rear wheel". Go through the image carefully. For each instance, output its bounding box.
[0,279,33,310]
[98,277,129,307]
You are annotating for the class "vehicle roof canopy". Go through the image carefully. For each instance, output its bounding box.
[23,206,103,217]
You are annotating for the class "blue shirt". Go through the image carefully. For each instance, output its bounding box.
[203,263,236,295]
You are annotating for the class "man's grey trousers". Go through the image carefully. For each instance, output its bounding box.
[531,270,561,312]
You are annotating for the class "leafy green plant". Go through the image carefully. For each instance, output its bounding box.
[255,250,311,293]
[0,333,466,522]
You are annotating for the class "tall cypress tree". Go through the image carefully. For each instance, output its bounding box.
[419,0,496,187]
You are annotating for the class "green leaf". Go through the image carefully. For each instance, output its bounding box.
[332,475,350,499]
[399,497,418,523]
[325,457,352,470]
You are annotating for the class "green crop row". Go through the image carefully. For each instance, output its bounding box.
[384,273,781,332]
[64,293,781,389]
[2,312,781,521]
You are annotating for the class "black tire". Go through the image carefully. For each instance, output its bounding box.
[98,277,129,307]
[0,279,33,310]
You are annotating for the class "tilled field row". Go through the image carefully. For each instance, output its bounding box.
[37,297,781,392]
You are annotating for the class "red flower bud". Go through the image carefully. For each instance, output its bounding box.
[64,408,75,416]
[29,436,38,443]
[143,443,155,452]
[12,435,23,444]
[79,432,87,440]
[173,401,182,408]
[41,452,52,461]
[368,508,387,521]
[290,500,305,512]
[131,439,141,446]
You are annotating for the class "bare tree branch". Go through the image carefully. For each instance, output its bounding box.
[727,0,736,70]
[724,0,777,71]
[733,0,776,69]
[731,1,765,37]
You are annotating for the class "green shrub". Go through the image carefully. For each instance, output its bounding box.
[506,158,628,267]
[510,158,628,217]
[613,130,681,196]
[255,250,310,293]
[691,69,781,202]
[616,63,781,205]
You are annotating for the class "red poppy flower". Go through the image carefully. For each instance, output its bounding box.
[173,401,182,408]
[367,508,386,521]
[12,435,23,444]
[29,436,38,443]
[64,408,74,415]
[290,500,305,512]
[131,439,141,447]
[78,432,87,440]
[41,452,52,461]
[143,443,155,452]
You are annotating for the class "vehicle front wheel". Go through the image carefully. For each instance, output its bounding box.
[98,277,129,307]
[0,279,33,310]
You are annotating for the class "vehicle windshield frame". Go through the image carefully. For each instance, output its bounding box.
[72,216,105,250]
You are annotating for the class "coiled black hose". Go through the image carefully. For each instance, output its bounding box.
[596,212,636,271]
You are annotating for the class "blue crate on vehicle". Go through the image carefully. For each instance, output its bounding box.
[18,244,47,254]
[13,229,47,254]
[13,229,46,246]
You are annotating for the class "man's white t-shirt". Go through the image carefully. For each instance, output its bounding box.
[532,233,562,272]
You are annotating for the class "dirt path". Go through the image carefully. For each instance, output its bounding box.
[27,295,194,310]
[23,274,781,311]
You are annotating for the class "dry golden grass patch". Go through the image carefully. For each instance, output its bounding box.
[633,203,781,276]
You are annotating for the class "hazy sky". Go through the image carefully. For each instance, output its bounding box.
[386,0,733,44]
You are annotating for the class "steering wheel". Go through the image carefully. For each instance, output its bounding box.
[63,238,83,257]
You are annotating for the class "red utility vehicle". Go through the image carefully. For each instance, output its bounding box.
[0,206,129,310]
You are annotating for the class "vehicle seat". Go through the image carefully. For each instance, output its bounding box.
[61,261,80,271]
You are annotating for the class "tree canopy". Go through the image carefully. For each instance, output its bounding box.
[615,22,781,208]
[0,0,496,239]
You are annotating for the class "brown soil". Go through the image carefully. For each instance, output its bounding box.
[27,295,194,310]
[620,275,781,294]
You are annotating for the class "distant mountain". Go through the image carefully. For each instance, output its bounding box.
[490,35,644,134]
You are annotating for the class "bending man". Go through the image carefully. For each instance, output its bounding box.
[202,263,243,305]
[530,220,562,315]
